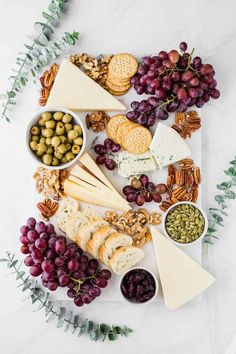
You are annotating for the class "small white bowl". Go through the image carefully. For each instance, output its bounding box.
[163,201,208,247]
[119,267,159,305]
[26,107,86,170]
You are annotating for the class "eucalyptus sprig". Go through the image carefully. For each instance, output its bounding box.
[204,157,236,251]
[1,0,79,122]
[0,252,132,341]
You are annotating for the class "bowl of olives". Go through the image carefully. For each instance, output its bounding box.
[119,267,158,305]
[27,108,86,169]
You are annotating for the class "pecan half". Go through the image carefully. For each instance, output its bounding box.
[193,167,201,184]
[175,169,185,186]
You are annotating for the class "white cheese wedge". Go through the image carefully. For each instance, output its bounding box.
[151,227,215,310]
[115,151,158,177]
[46,60,126,111]
[79,153,117,192]
[68,175,129,208]
[149,123,191,169]
[64,180,131,212]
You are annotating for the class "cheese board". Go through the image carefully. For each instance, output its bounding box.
[21,44,217,310]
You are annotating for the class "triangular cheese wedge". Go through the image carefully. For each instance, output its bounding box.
[46,59,126,111]
[149,123,191,168]
[151,227,215,310]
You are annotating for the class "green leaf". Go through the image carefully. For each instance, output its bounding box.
[230,160,236,166]
[209,208,219,211]
[208,227,217,233]
[100,323,110,340]
[24,44,34,50]
[20,77,26,86]
[0,258,9,262]
[220,209,229,216]
[217,182,231,190]
[224,190,236,199]
[108,330,117,341]
[204,239,214,245]
[224,167,236,177]
[215,195,225,203]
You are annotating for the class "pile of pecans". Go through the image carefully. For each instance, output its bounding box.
[39,63,59,106]
[160,159,201,212]
[34,167,68,201]
[172,111,201,139]
[104,209,161,247]
[69,53,113,89]
[37,198,59,221]
[86,111,110,132]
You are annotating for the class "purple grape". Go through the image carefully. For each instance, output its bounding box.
[197,88,204,97]
[139,174,149,186]
[188,87,198,98]
[181,70,194,82]
[20,245,29,254]
[40,232,49,240]
[104,158,116,170]
[143,56,153,66]
[95,277,108,288]
[166,101,178,112]
[54,239,66,254]
[20,225,29,235]
[147,114,156,126]
[27,229,39,242]
[104,138,113,150]
[152,193,162,203]
[160,111,169,120]
[136,195,145,206]
[100,269,112,280]
[35,221,46,234]
[170,71,180,82]
[31,249,43,262]
[123,186,136,196]
[96,155,106,165]
[179,41,187,52]
[137,114,148,125]
[137,65,148,75]
[94,144,106,155]
[46,223,55,235]
[131,101,140,110]
[41,271,54,282]
[35,238,47,251]
[89,259,99,270]
[74,296,84,307]
[27,217,36,229]
[55,257,64,267]
[126,193,137,203]
[59,275,69,286]
[177,102,188,112]
[48,236,57,249]
[42,260,54,273]
[136,85,145,95]
[30,265,42,277]
[193,56,202,68]
[155,108,165,119]
[155,88,167,100]
[203,92,210,102]
[48,281,58,291]
[110,143,120,153]
[177,87,188,101]
[24,256,34,267]
[199,81,208,90]
[20,235,29,245]
[145,193,153,202]
[189,77,199,87]
[126,110,138,121]
[130,75,139,85]
[89,287,101,297]
[196,97,205,108]
[210,88,220,99]
[158,51,168,60]
[45,249,56,260]
[79,255,88,264]
[68,259,79,272]
[147,182,155,192]
[67,288,76,298]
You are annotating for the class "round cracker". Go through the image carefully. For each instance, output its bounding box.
[108,53,138,79]
[107,87,130,96]
[106,79,131,92]
[106,74,131,85]
[116,120,136,145]
[122,126,152,154]
[106,114,127,142]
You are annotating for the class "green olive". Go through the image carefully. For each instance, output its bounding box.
[66,151,75,161]
[54,150,63,160]
[72,145,80,154]
[65,123,73,132]
[73,125,82,135]
[53,111,64,121]
[41,112,52,121]
[58,144,67,154]
[36,150,44,157]
[67,138,73,144]
[36,143,47,153]
[60,135,67,144]
[61,156,68,164]
[32,136,40,142]
[68,130,79,140]
[65,143,71,151]
[45,137,52,146]
[31,126,40,135]
[62,113,72,124]
[46,147,53,154]
[56,122,65,135]
[39,137,46,144]
[42,153,53,165]
[45,120,56,129]
[52,157,59,166]
[51,136,61,147]
[29,141,38,151]
[74,137,83,145]
[42,128,54,138]
[38,118,45,126]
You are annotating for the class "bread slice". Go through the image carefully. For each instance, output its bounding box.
[56,197,80,233]
[99,232,133,266]
[86,226,115,258]
[82,207,101,222]
[109,246,144,275]
[65,211,89,241]
[76,220,108,251]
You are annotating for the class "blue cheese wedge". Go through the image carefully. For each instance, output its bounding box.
[115,151,157,178]
[149,123,191,169]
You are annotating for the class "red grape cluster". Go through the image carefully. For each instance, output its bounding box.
[94,138,120,170]
[127,42,220,126]
[122,175,167,206]
[20,218,111,307]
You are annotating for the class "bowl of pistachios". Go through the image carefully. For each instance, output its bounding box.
[163,201,208,246]
[26,107,86,170]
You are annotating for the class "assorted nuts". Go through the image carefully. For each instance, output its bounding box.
[34,167,67,200]
[37,198,59,221]
[86,111,110,132]
[39,63,59,106]
[165,203,205,244]
[172,111,201,139]
[29,111,84,166]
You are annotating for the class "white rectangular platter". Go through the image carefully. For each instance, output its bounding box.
[32,79,202,303]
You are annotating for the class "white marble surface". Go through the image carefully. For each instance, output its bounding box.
[1,0,236,353]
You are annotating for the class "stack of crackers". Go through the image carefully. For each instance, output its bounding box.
[106,53,138,96]
[106,114,152,154]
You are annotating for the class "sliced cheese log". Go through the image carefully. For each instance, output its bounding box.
[46,59,126,111]
[149,123,191,169]
[151,227,215,310]
[79,153,117,192]
[64,180,131,212]
[68,175,129,208]
[70,165,129,206]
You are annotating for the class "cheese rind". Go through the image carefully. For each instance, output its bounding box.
[46,60,126,111]
[151,227,215,310]
[149,123,191,169]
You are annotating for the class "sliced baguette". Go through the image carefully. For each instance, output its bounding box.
[99,232,133,266]
[65,211,89,241]
[56,197,80,233]
[82,207,101,222]
[86,226,115,258]
[109,246,144,275]
[76,220,108,251]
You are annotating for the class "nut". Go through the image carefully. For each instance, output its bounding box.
[34,167,67,200]
[37,198,59,220]
[39,63,59,106]
[175,169,185,186]
[193,167,201,184]
[86,111,110,132]
[172,111,201,139]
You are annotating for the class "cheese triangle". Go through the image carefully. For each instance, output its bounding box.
[149,123,191,169]
[151,227,215,310]
[46,59,126,111]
